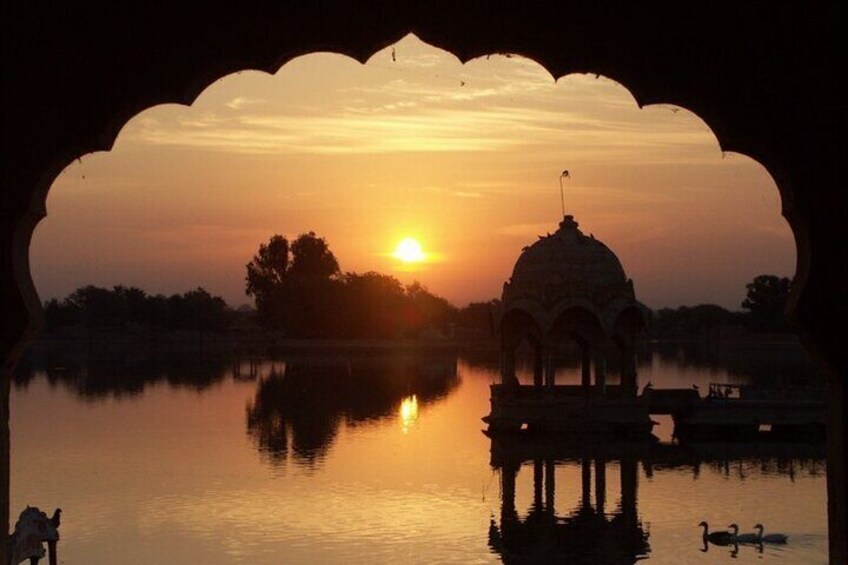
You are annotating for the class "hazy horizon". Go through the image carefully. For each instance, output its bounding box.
[32,35,794,311]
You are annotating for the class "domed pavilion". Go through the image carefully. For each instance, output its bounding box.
[486,214,652,435]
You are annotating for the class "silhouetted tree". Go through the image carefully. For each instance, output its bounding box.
[43,298,82,330]
[337,272,406,338]
[455,299,501,337]
[289,232,340,279]
[42,285,231,335]
[741,274,792,332]
[168,287,230,333]
[285,233,342,337]
[145,294,171,333]
[403,282,457,337]
[245,232,341,334]
[66,285,137,329]
[245,235,291,330]
[246,235,289,303]
[650,304,744,339]
[244,232,466,338]
[113,285,148,326]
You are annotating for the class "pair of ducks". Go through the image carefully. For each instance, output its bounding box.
[699,521,788,545]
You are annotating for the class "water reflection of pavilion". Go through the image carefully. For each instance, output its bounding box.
[487,435,825,564]
[488,436,649,564]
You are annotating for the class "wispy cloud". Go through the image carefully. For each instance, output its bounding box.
[226,96,265,110]
[125,33,723,165]
[498,223,556,238]
[451,191,484,198]
[132,102,714,162]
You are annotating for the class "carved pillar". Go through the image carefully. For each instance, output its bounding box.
[1,175,47,565]
[826,370,845,564]
[545,352,555,390]
[581,342,592,393]
[533,343,544,389]
[0,367,7,565]
[621,346,638,398]
[785,169,847,565]
[501,348,518,387]
[594,352,607,396]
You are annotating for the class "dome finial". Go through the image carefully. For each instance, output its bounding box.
[559,214,578,231]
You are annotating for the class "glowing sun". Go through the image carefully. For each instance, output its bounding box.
[392,238,426,263]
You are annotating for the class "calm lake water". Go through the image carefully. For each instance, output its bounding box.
[11,342,828,564]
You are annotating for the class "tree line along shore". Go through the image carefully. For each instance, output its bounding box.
[39,232,794,344]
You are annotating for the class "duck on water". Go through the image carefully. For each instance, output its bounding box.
[698,522,734,545]
[723,523,789,545]
[728,524,760,544]
[751,524,789,544]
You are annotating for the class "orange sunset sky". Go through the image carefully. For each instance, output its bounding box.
[32,35,794,310]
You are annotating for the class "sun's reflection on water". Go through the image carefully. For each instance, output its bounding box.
[399,395,418,433]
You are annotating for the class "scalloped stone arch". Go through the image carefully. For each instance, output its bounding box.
[606,301,650,336]
[500,305,544,348]
[546,298,607,338]
[548,303,607,345]
[610,305,649,346]
[4,5,846,563]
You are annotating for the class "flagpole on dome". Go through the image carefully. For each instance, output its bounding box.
[559,169,570,221]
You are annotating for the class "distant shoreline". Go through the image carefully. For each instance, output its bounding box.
[27,330,490,356]
[29,328,803,356]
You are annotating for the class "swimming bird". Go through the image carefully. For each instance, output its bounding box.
[699,521,734,545]
[754,524,788,544]
[728,523,759,543]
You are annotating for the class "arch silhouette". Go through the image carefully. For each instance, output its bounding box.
[547,299,608,339]
[610,304,649,340]
[3,5,846,562]
[500,307,544,349]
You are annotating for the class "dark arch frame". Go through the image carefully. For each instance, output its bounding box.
[3,4,846,562]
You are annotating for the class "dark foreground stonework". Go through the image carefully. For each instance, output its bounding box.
[3,3,846,562]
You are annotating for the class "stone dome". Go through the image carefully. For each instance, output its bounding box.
[503,215,635,310]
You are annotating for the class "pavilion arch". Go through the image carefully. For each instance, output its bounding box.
[547,299,608,338]
[4,5,846,562]
[610,305,650,344]
[548,305,606,347]
[548,304,609,392]
[500,299,549,337]
[611,305,650,397]
[499,307,544,389]
[500,307,544,351]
